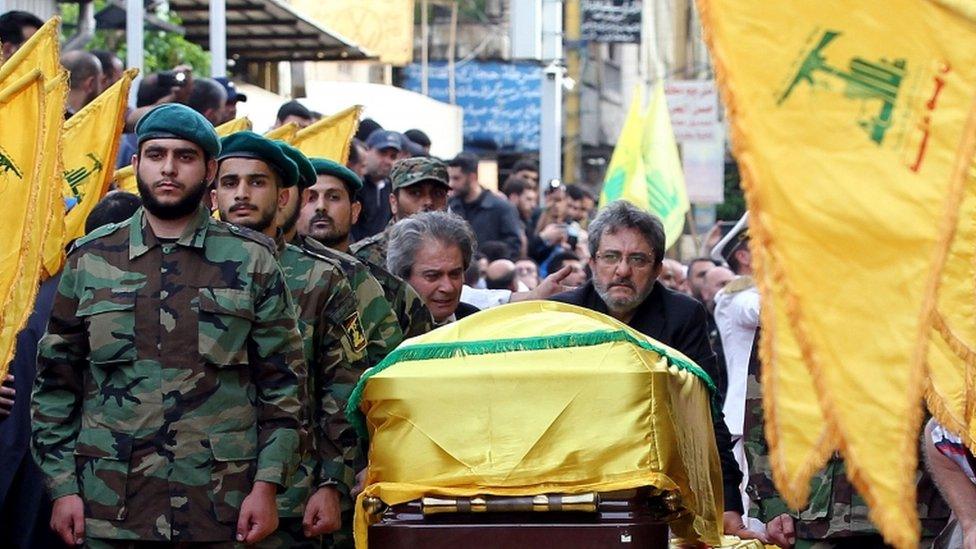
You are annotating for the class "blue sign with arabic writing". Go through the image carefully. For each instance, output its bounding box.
[401,61,542,152]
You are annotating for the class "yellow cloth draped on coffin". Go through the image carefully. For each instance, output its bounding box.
[112,116,254,196]
[348,301,724,548]
[0,71,49,380]
[293,105,361,163]
[0,17,67,278]
[697,1,976,546]
[62,69,137,242]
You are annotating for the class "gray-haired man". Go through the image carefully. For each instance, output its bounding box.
[386,211,481,324]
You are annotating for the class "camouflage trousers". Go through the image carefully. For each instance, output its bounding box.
[322,509,354,549]
[255,517,321,548]
[86,540,239,549]
[795,534,889,549]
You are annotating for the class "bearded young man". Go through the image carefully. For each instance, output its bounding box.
[32,105,304,547]
[212,132,370,547]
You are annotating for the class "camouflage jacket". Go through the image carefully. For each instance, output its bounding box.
[743,329,877,540]
[293,235,403,366]
[31,206,304,542]
[744,338,948,543]
[276,241,369,517]
[351,230,434,339]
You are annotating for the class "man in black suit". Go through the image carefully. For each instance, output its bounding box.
[550,200,762,543]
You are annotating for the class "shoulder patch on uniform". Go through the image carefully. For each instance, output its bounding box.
[70,220,127,252]
[288,242,341,269]
[222,222,276,254]
[343,311,368,354]
[350,233,381,253]
[724,275,756,294]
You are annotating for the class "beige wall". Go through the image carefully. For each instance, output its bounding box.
[289,0,415,66]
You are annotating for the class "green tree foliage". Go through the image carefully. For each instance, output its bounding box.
[59,1,210,75]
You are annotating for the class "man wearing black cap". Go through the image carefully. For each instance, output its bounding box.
[213,131,370,547]
[351,130,404,241]
[214,76,247,125]
[33,105,304,547]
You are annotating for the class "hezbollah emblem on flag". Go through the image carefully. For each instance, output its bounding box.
[777,28,948,173]
[64,153,103,203]
[0,144,24,194]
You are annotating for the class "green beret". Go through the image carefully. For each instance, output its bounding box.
[218,131,299,188]
[136,103,220,158]
[390,157,448,191]
[276,142,316,189]
[310,158,363,193]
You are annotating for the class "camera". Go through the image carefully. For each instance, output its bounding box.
[158,70,188,89]
[566,221,581,248]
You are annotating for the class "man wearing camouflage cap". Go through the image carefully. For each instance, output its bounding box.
[352,156,450,337]
[212,132,370,547]
[32,104,305,547]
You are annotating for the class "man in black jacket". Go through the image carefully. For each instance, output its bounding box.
[550,200,764,543]
[447,152,523,259]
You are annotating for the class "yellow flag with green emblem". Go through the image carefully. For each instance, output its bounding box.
[264,122,299,143]
[217,116,252,135]
[112,115,253,198]
[0,71,49,380]
[698,1,976,546]
[62,69,138,241]
[293,105,362,162]
[0,17,68,278]
[601,82,689,249]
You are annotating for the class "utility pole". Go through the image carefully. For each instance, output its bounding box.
[125,0,144,105]
[210,0,227,77]
[562,0,581,186]
[539,0,564,190]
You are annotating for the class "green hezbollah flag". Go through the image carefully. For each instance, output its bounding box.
[601,82,689,248]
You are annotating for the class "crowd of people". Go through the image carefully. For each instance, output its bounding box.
[3,7,976,549]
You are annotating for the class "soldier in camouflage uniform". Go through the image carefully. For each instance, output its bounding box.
[276,144,404,367]
[212,132,371,547]
[351,157,452,338]
[31,105,304,547]
[740,290,946,547]
[283,154,408,548]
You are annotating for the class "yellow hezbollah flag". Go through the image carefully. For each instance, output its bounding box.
[293,105,362,163]
[601,83,689,249]
[0,17,67,278]
[112,115,251,197]
[112,164,136,194]
[698,1,976,546]
[217,116,252,135]
[62,69,137,241]
[0,71,48,380]
[349,301,723,548]
[264,122,298,143]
